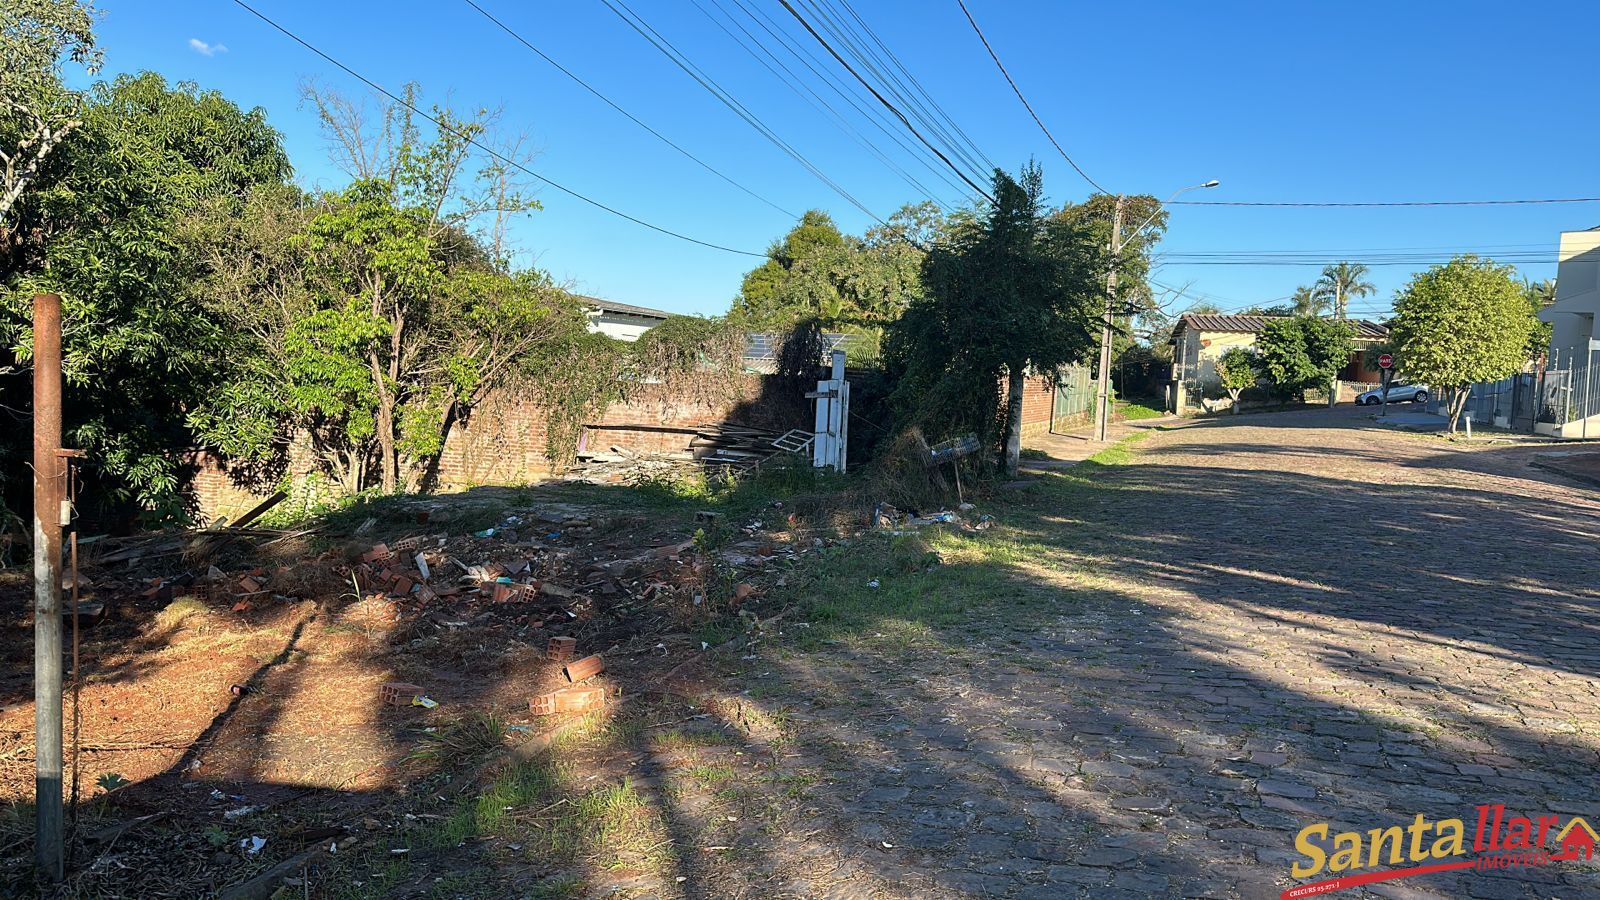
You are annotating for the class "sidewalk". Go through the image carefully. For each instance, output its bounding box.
[1019,415,1179,472]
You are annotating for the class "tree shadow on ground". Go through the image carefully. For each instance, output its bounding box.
[10,407,1600,898]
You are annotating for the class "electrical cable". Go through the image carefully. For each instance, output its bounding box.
[598,0,889,225]
[1170,197,1600,208]
[691,0,961,209]
[779,0,996,203]
[229,0,766,256]
[461,0,798,218]
[954,0,1108,195]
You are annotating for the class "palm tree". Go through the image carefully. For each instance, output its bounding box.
[1525,277,1557,309]
[1290,285,1329,317]
[1314,261,1376,319]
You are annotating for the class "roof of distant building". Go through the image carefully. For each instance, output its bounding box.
[1177,313,1390,340]
[579,296,676,321]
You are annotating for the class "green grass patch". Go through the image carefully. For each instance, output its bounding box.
[650,728,736,751]
[1115,400,1165,421]
[1080,429,1152,467]
[543,455,856,523]
[766,428,1156,646]
[426,756,564,849]
[682,763,738,786]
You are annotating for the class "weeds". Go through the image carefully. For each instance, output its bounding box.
[408,712,507,765]
[151,595,208,631]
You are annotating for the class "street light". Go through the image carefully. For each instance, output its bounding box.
[1091,180,1220,442]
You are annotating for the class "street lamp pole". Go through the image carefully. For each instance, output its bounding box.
[1092,180,1220,442]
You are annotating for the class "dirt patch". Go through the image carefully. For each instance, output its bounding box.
[0,487,834,896]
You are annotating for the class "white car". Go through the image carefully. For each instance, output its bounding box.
[1356,383,1429,405]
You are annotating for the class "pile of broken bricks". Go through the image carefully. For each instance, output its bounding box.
[527,637,608,716]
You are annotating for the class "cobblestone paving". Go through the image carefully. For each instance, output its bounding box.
[711,408,1600,899]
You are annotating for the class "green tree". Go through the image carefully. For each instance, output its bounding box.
[2,72,289,518]
[191,84,589,496]
[1314,261,1375,319]
[1390,256,1533,432]
[1215,346,1258,413]
[1524,277,1555,360]
[1239,303,1295,316]
[0,0,100,221]
[731,203,942,350]
[1255,316,1355,402]
[887,164,1102,476]
[732,209,846,329]
[1290,285,1330,317]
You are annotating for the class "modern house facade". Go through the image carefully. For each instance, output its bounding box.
[1533,228,1600,436]
[1538,228,1600,367]
[1167,313,1390,414]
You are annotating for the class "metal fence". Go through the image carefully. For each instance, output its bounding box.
[1051,366,1095,427]
[1457,357,1600,432]
[1531,362,1600,429]
[1458,375,1529,428]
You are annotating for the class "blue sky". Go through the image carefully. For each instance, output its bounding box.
[92,0,1599,320]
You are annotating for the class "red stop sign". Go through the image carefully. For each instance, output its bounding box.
[1378,353,1394,369]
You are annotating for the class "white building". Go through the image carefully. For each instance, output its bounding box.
[581,297,673,341]
[1540,227,1600,364]
[1534,228,1600,436]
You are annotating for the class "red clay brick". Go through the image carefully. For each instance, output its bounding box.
[563,654,605,683]
[362,543,391,563]
[547,636,577,661]
[378,681,424,706]
[529,685,606,716]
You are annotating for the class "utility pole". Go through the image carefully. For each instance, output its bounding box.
[1090,181,1219,441]
[1327,281,1344,408]
[33,293,64,883]
[1092,195,1124,442]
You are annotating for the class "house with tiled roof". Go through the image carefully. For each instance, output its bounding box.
[1166,314,1391,414]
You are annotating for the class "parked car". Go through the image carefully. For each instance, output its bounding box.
[1356,382,1429,405]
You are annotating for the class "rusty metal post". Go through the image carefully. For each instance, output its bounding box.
[32,293,64,882]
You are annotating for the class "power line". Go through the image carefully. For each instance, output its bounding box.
[691,0,963,208]
[794,0,991,184]
[460,0,797,218]
[834,0,997,176]
[779,0,996,203]
[1166,258,1559,266]
[1166,241,1550,254]
[728,0,974,203]
[818,0,996,179]
[1169,197,1600,207]
[228,0,764,257]
[954,0,1108,195]
[598,0,889,226]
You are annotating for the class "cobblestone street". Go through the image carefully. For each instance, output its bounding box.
[718,408,1600,899]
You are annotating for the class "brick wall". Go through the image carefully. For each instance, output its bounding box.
[1019,376,1052,436]
[190,375,796,522]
